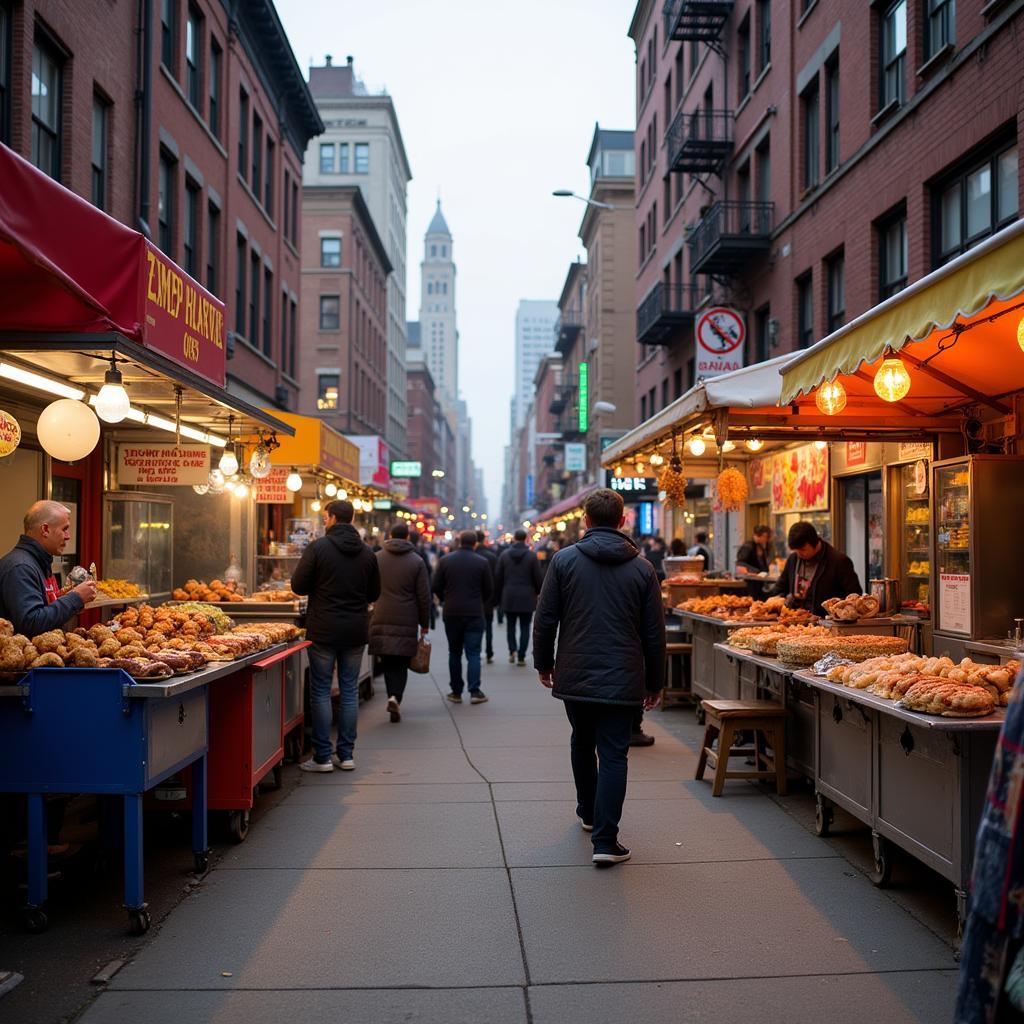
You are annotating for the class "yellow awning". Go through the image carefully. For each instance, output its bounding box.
[263,411,361,485]
[780,219,1024,405]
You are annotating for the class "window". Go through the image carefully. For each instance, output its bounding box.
[321,237,341,267]
[186,4,202,111]
[881,0,906,110]
[91,94,109,210]
[31,40,62,180]
[320,295,340,330]
[161,0,176,71]
[158,151,175,255]
[926,0,955,59]
[689,40,699,80]
[738,14,751,98]
[264,137,274,214]
[796,273,813,348]
[879,211,908,299]
[430,244,437,257]
[263,268,272,357]
[825,57,840,173]
[754,305,771,362]
[826,250,845,332]
[209,37,221,138]
[0,4,10,145]
[206,202,220,296]
[354,142,369,174]
[802,80,820,190]
[249,252,260,343]
[283,169,291,239]
[290,179,298,245]
[252,114,262,198]
[235,234,246,335]
[756,137,771,204]
[757,0,771,72]
[338,142,349,173]
[183,178,200,276]
[280,292,288,376]
[661,379,669,411]
[673,367,683,400]
[238,88,249,178]
[319,142,334,174]
[317,374,339,411]
[936,143,1018,265]
[288,299,297,378]
[640,394,647,422]
[674,48,683,105]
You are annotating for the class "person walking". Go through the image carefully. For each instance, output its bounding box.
[409,529,436,629]
[475,531,499,664]
[534,488,665,866]
[291,499,380,772]
[432,530,493,704]
[495,528,542,666]
[369,522,430,724]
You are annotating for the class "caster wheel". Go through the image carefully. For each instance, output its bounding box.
[813,796,833,837]
[695,706,706,725]
[869,831,893,887]
[227,809,250,844]
[193,851,210,875]
[23,907,48,934]
[128,908,151,935]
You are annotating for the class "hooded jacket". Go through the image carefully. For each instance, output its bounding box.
[495,542,543,614]
[369,539,430,658]
[0,535,85,637]
[291,524,381,647]
[533,527,665,705]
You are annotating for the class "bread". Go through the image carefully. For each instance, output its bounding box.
[778,634,909,666]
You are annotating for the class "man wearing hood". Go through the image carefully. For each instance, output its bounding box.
[534,488,665,866]
[495,528,542,665]
[292,500,381,772]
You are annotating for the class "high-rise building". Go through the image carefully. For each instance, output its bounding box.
[418,201,458,407]
[305,55,412,460]
[514,300,559,429]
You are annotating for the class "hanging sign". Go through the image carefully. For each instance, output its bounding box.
[939,573,971,634]
[256,467,292,504]
[695,307,745,379]
[846,441,867,466]
[898,441,932,462]
[117,443,210,485]
[565,443,587,472]
[0,409,21,457]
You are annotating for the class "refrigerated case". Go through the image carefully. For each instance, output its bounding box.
[103,492,174,600]
[894,460,932,616]
[933,455,1024,648]
[256,516,318,588]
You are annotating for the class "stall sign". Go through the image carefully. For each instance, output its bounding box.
[142,241,226,387]
[0,409,21,457]
[373,499,393,510]
[117,443,210,485]
[770,444,828,514]
[408,498,441,518]
[256,467,292,504]
[695,307,745,379]
[846,442,867,466]
[346,434,390,487]
[565,443,587,472]
[605,474,658,502]
[939,573,971,634]
[638,501,655,535]
[320,427,360,483]
[898,442,932,462]
[390,460,422,478]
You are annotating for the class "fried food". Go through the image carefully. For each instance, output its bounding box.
[0,639,25,671]
[777,634,909,666]
[30,652,64,668]
[114,628,144,646]
[97,638,122,658]
[31,630,65,654]
[0,618,12,639]
[65,646,100,667]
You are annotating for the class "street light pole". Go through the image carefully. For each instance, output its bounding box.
[551,189,619,211]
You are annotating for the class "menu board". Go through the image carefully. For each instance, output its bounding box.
[117,443,210,485]
[939,573,971,634]
[255,468,292,504]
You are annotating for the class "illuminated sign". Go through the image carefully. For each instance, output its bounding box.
[389,460,422,478]
[577,363,588,433]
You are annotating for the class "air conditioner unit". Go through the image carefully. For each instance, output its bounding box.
[274,384,290,408]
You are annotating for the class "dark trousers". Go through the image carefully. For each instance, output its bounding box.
[444,615,484,695]
[380,654,411,703]
[632,707,644,734]
[506,611,532,659]
[483,608,494,659]
[563,700,634,852]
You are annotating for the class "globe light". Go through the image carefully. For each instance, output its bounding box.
[218,446,239,477]
[324,481,338,497]
[687,435,706,456]
[745,438,764,452]
[635,461,646,475]
[815,440,830,450]
[440,506,449,513]
[462,505,470,513]
[873,355,912,402]
[721,440,736,453]
[208,467,225,488]
[93,362,131,423]
[649,452,665,466]
[233,479,249,499]
[311,498,322,512]
[249,445,273,479]
[36,399,101,462]
[815,378,848,416]
[192,483,210,495]
[285,469,303,492]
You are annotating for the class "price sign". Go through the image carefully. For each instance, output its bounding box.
[0,409,21,457]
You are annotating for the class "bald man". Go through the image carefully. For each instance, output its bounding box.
[0,501,97,635]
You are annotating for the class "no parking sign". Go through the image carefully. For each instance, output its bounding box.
[695,307,745,379]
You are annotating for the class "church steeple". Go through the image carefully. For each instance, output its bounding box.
[426,199,450,239]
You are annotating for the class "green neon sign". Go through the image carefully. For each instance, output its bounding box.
[578,362,588,433]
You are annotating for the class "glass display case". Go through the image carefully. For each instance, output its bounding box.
[256,517,318,588]
[897,460,931,616]
[103,492,174,599]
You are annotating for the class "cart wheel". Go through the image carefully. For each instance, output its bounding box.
[227,810,250,844]
[813,795,833,837]
[193,851,210,875]
[869,831,893,887]
[128,907,151,935]
[695,705,706,725]
[23,907,48,934]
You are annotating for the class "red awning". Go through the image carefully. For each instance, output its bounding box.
[536,484,601,523]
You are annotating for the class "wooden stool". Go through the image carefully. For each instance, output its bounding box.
[661,642,694,710]
[695,699,789,796]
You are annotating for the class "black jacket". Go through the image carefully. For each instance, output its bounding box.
[291,524,381,647]
[735,539,770,574]
[0,535,85,637]
[767,540,861,616]
[495,543,543,614]
[533,527,665,705]
[432,548,492,619]
[475,545,499,615]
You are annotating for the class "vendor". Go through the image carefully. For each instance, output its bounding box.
[0,501,96,635]
[768,521,860,616]
[735,525,773,575]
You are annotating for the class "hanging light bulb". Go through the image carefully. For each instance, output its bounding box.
[233,479,249,499]
[649,451,664,466]
[815,440,829,451]
[687,434,706,457]
[324,480,338,498]
[635,460,646,475]
[337,488,348,500]
[614,464,623,477]
[249,445,273,479]
[745,438,764,452]
[873,352,912,402]
[311,498,322,512]
[218,445,239,477]
[192,483,209,495]
[815,378,848,416]
[94,354,131,423]
[285,468,303,492]
[208,467,225,488]
[721,440,736,453]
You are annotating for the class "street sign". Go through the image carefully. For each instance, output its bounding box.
[390,460,422,478]
[565,443,587,472]
[695,306,745,379]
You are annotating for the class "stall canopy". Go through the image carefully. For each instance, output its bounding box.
[268,412,362,487]
[536,484,600,524]
[0,142,292,439]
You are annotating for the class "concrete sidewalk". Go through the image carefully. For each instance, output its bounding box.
[78,628,958,1024]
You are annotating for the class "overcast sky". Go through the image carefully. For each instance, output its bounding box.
[277,0,636,522]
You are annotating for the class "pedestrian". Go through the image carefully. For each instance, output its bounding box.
[669,537,686,556]
[534,488,665,866]
[495,528,542,666]
[645,535,667,581]
[475,530,499,664]
[291,499,380,772]
[687,531,714,570]
[409,529,436,629]
[432,530,493,705]
[369,522,430,724]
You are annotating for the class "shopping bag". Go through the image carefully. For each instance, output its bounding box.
[410,637,431,674]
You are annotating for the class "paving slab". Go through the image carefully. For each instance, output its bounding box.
[110,868,525,990]
[216,801,504,869]
[466,745,698,784]
[287,782,492,805]
[81,987,528,1024]
[528,973,959,1024]
[491,779,763,802]
[449,715,571,747]
[512,859,956,984]
[293,746,485,785]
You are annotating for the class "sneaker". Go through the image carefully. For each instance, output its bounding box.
[386,696,401,723]
[593,843,631,866]
[331,755,355,771]
[577,816,594,833]
[446,692,463,703]
[517,657,526,667]
[470,690,489,704]
[629,731,656,747]
[486,655,494,664]
[508,653,516,664]
[299,758,334,773]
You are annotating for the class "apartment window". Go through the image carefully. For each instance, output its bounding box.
[826,250,845,332]
[738,14,751,98]
[881,0,907,109]
[280,292,288,376]
[354,142,369,174]
[252,114,262,198]
[158,151,175,255]
[338,142,349,173]
[91,94,109,210]
[936,143,1018,265]
[926,0,955,59]
[249,252,260,343]
[879,211,908,299]
[661,379,669,411]
[663,176,671,221]
[757,0,771,72]
[262,268,272,357]
[640,394,647,422]
[647,387,656,417]
[208,37,221,138]
[796,274,813,348]
[185,4,202,111]
[756,137,771,204]
[238,88,249,178]
[802,80,820,190]
[825,57,840,173]
[290,180,298,244]
[235,234,246,335]
[317,374,339,411]
[282,169,291,239]
[206,202,220,296]
[183,178,200,276]
[754,305,771,362]
[31,40,62,180]
[320,295,340,330]
[319,142,334,174]
[288,299,297,378]
[321,236,341,267]
[689,40,699,80]
[161,0,176,71]
[674,48,683,105]
[673,367,683,400]
[0,4,10,145]
[264,137,274,214]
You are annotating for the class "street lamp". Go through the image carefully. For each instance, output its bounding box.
[592,401,617,414]
[552,189,619,211]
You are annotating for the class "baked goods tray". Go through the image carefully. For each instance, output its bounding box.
[164,599,306,614]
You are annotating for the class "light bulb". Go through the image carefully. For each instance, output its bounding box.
[462,506,470,513]
[218,447,239,476]
[208,467,225,488]
[441,506,449,513]
[649,452,664,466]
[1018,315,1024,353]
[815,378,848,415]
[721,440,736,453]
[745,439,764,452]
[815,440,829,450]
[635,461,645,475]
[311,498,322,512]
[94,366,131,423]
[338,489,347,500]
[324,481,338,497]
[192,483,209,495]
[688,436,706,456]
[286,470,303,492]
[234,481,249,498]
[614,465,623,477]
[249,446,273,479]
[873,355,911,402]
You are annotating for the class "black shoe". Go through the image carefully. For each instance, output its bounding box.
[593,842,631,866]
[577,816,594,833]
[486,655,494,664]
[629,731,655,747]
[517,657,526,667]
[508,653,516,664]
[446,692,463,704]
[470,690,489,704]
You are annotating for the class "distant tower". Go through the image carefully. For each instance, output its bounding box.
[418,201,457,408]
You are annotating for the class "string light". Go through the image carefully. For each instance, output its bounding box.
[285,468,303,492]
[873,351,912,402]
[649,451,665,466]
[720,440,736,453]
[324,481,338,497]
[687,434,706,457]
[745,439,764,452]
[815,378,848,416]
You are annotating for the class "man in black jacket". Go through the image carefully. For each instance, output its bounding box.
[768,521,861,616]
[409,530,436,629]
[475,531,499,664]
[291,500,380,772]
[534,488,665,866]
[495,528,542,665]
[433,531,493,704]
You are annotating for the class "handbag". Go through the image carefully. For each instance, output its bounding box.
[410,636,431,674]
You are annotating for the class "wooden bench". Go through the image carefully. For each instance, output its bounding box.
[695,699,789,797]
[661,641,694,710]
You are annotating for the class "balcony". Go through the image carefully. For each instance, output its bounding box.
[636,283,703,345]
[667,109,734,175]
[663,0,734,43]
[688,201,773,276]
[548,386,569,415]
[555,309,583,356]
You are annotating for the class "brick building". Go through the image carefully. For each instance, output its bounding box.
[532,353,564,512]
[628,0,1022,418]
[299,184,391,438]
[404,351,440,502]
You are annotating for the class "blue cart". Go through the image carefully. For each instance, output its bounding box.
[0,666,213,934]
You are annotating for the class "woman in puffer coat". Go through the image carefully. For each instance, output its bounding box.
[369,522,430,722]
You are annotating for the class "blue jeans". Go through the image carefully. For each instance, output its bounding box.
[308,643,364,763]
[506,611,532,660]
[444,615,484,695]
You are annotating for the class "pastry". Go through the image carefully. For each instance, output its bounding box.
[778,634,909,666]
